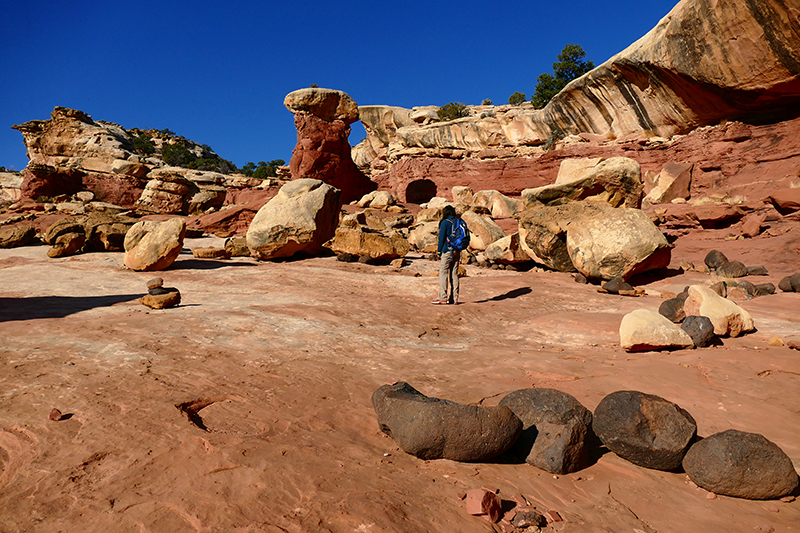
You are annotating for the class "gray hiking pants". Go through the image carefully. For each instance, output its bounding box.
[438,250,460,303]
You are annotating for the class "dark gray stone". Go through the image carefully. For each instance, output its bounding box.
[704,250,728,270]
[683,429,799,500]
[681,315,716,347]
[499,388,593,474]
[512,510,547,528]
[573,272,588,284]
[778,276,794,292]
[709,281,727,298]
[736,280,758,298]
[593,390,696,471]
[754,283,776,297]
[716,260,748,278]
[372,382,522,462]
[603,278,633,294]
[746,265,769,276]
[659,298,686,323]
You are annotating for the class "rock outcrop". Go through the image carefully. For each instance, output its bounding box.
[284,88,375,203]
[246,178,341,260]
[355,0,800,202]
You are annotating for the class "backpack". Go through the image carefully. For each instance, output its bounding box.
[446,217,470,251]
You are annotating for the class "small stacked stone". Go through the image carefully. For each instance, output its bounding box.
[139,277,181,309]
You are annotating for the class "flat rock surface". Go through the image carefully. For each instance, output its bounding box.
[1,234,799,532]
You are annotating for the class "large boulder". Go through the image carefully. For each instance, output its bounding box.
[0,225,37,248]
[472,190,524,219]
[328,215,410,261]
[407,221,440,253]
[522,157,643,209]
[461,210,505,251]
[284,88,375,203]
[567,205,671,280]
[643,162,692,206]
[683,430,799,500]
[683,285,754,337]
[517,203,581,272]
[372,382,522,462]
[484,233,532,264]
[499,388,593,474]
[593,390,697,471]
[619,309,695,352]
[123,217,186,271]
[246,178,342,260]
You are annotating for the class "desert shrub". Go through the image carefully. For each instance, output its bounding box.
[437,102,469,121]
[161,144,194,167]
[482,98,493,105]
[131,134,155,155]
[508,92,526,105]
[544,127,565,151]
[241,159,285,178]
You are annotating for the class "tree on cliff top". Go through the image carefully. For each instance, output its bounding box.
[531,44,595,109]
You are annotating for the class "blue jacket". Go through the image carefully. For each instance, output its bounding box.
[438,216,456,253]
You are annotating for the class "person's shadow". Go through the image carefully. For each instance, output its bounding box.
[0,294,141,322]
[475,287,532,303]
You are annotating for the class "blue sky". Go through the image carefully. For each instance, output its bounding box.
[1,0,679,172]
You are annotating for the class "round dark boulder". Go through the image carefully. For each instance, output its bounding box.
[778,272,800,292]
[499,388,593,474]
[602,278,633,295]
[681,315,716,347]
[658,298,686,323]
[754,283,776,297]
[704,250,728,270]
[746,265,769,276]
[709,281,727,298]
[372,382,522,462]
[716,260,748,278]
[736,280,758,298]
[593,390,697,471]
[683,429,799,500]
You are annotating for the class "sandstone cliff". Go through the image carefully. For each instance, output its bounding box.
[353,0,800,202]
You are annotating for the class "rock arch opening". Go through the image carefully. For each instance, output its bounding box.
[404,179,437,204]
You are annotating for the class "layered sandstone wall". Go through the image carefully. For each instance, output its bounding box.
[354,0,800,202]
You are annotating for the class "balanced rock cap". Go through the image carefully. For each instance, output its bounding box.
[283,88,359,123]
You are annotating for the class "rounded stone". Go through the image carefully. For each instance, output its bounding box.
[704,250,728,269]
[593,390,697,471]
[146,277,164,290]
[683,430,799,500]
[681,315,716,347]
[716,260,748,278]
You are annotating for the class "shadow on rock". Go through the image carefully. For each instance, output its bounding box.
[0,294,142,322]
[627,267,684,286]
[476,287,532,303]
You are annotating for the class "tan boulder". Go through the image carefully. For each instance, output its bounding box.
[284,88,359,124]
[522,157,643,209]
[683,285,755,337]
[484,233,532,264]
[620,309,694,352]
[357,190,396,209]
[452,186,474,205]
[246,178,341,260]
[556,158,605,184]
[123,218,186,271]
[407,221,440,253]
[0,225,36,248]
[472,190,524,218]
[329,222,410,261]
[461,210,505,251]
[644,162,693,206]
[567,206,671,281]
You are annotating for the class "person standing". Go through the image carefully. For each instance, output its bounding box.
[433,205,469,305]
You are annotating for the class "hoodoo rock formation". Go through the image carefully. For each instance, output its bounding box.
[284,88,376,203]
